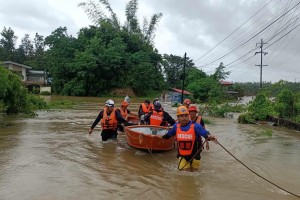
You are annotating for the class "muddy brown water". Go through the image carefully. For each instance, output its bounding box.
[0,96,300,200]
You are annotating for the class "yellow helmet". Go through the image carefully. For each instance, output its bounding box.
[177,106,189,116]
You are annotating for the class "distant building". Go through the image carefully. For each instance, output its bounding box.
[219,80,238,96]
[168,88,193,103]
[2,61,47,85]
[2,61,32,81]
[219,80,233,87]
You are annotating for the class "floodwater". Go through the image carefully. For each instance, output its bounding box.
[0,96,300,200]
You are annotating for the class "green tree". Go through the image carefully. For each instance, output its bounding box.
[248,92,275,120]
[0,27,17,61]
[211,62,230,81]
[0,67,46,114]
[79,0,162,44]
[185,67,207,86]
[187,77,223,102]
[162,54,195,89]
[15,34,34,64]
[274,89,299,119]
[32,33,46,70]
[44,27,77,94]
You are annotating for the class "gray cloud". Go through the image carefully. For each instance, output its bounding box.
[0,0,299,82]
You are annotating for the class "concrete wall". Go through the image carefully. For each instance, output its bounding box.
[40,87,51,94]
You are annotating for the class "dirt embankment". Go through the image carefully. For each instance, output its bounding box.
[110,88,136,97]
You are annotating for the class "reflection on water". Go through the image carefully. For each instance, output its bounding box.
[0,97,300,200]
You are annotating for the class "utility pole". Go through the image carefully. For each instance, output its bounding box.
[181,52,187,104]
[255,39,268,88]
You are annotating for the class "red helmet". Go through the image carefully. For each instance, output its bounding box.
[121,101,129,107]
[183,98,191,105]
[188,106,198,112]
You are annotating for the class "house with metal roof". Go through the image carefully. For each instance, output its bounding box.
[2,61,47,86]
[2,61,32,81]
[168,88,193,103]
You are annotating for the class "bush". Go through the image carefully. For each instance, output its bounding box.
[248,93,276,121]
[172,102,180,107]
[238,113,255,124]
[274,89,298,119]
[208,102,232,118]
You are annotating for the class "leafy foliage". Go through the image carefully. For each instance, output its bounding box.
[207,102,233,118]
[211,62,230,81]
[161,54,195,89]
[274,89,300,119]
[0,67,46,114]
[247,92,276,120]
[187,77,223,102]
[238,113,255,124]
[0,27,17,61]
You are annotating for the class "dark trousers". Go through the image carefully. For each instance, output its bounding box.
[101,130,118,141]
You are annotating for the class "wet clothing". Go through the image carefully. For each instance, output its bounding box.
[101,108,118,130]
[90,109,127,141]
[191,116,205,129]
[144,110,176,127]
[117,108,131,120]
[178,157,200,170]
[176,123,196,156]
[116,108,132,132]
[138,103,152,118]
[162,121,210,160]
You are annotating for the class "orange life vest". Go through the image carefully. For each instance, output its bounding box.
[149,111,163,126]
[176,123,195,156]
[100,108,118,130]
[119,108,129,119]
[141,103,152,114]
[190,115,205,130]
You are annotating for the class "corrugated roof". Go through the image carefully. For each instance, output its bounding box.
[3,61,32,69]
[28,70,45,75]
[219,80,233,86]
[171,88,192,95]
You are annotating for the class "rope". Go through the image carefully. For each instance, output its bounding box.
[217,140,300,198]
[145,136,154,157]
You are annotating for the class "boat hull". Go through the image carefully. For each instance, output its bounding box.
[125,125,175,151]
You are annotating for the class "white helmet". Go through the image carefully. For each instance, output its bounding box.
[105,99,115,107]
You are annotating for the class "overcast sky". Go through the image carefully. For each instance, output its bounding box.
[1,0,300,83]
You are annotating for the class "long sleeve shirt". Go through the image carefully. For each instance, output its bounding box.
[162,121,210,139]
[90,109,127,129]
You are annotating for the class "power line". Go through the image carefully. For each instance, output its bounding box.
[194,0,275,63]
[195,0,283,67]
[197,0,300,68]
[255,39,268,88]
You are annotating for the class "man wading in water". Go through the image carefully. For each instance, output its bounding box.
[88,99,127,141]
[159,106,217,171]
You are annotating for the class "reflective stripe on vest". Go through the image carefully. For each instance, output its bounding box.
[100,108,118,130]
[150,111,163,126]
[176,123,195,156]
